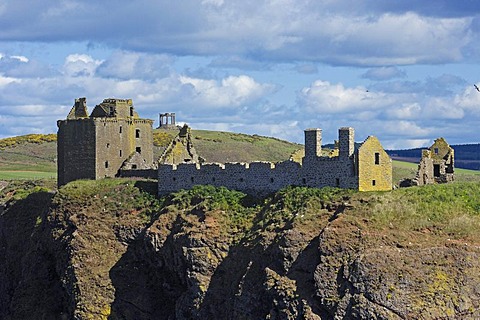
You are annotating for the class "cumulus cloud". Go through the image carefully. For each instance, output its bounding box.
[298,80,389,113]
[63,54,102,77]
[178,75,276,108]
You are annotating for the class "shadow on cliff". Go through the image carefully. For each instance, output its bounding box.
[108,215,187,320]
[0,191,69,320]
[197,210,333,319]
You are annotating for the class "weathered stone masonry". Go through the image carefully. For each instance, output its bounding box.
[57,98,154,186]
[158,127,393,195]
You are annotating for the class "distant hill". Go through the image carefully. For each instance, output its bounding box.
[0,131,303,179]
[386,144,480,170]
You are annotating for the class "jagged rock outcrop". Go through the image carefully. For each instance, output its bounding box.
[1,180,480,319]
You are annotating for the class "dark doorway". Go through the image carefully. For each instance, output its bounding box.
[434,164,440,177]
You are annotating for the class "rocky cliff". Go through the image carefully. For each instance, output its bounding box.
[1,179,479,319]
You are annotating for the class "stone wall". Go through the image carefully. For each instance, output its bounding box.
[57,119,97,186]
[94,118,154,179]
[158,127,393,196]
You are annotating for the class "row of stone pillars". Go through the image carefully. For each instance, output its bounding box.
[159,113,176,128]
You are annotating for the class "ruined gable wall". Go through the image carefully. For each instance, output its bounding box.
[430,138,453,162]
[57,119,96,186]
[357,136,392,191]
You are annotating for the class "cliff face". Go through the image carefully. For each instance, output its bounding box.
[1,180,479,319]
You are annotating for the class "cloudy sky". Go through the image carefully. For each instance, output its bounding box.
[1,0,480,148]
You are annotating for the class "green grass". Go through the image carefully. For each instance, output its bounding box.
[0,171,56,180]
[191,129,302,163]
[365,181,480,240]
[0,140,57,174]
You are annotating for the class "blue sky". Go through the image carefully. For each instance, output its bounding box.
[1,0,480,148]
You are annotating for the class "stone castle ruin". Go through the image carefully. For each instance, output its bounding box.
[407,138,455,186]
[57,98,155,186]
[57,97,394,194]
[158,127,393,195]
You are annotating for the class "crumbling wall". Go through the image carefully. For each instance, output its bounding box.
[158,127,393,196]
[407,138,455,187]
[158,124,199,165]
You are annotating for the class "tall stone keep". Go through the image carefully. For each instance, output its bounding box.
[57,98,154,186]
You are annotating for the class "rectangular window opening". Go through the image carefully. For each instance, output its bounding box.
[375,152,380,165]
[135,129,140,138]
[119,126,122,134]
[136,147,141,154]
[372,180,376,186]
[119,150,122,157]
[105,161,109,168]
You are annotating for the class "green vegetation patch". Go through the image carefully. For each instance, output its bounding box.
[55,178,161,223]
[255,186,354,232]
[168,185,258,234]
[0,171,56,180]
[368,182,480,239]
[191,129,302,163]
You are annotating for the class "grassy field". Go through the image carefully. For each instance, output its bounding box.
[190,129,302,163]
[0,171,56,180]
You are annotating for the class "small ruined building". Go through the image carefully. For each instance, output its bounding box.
[57,98,155,186]
[410,138,454,186]
[158,127,393,196]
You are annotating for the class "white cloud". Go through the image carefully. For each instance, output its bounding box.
[0,75,20,87]
[385,103,421,119]
[298,80,388,113]
[179,75,276,108]
[10,55,28,62]
[63,54,102,77]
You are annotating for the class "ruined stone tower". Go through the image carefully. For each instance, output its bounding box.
[57,98,154,186]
